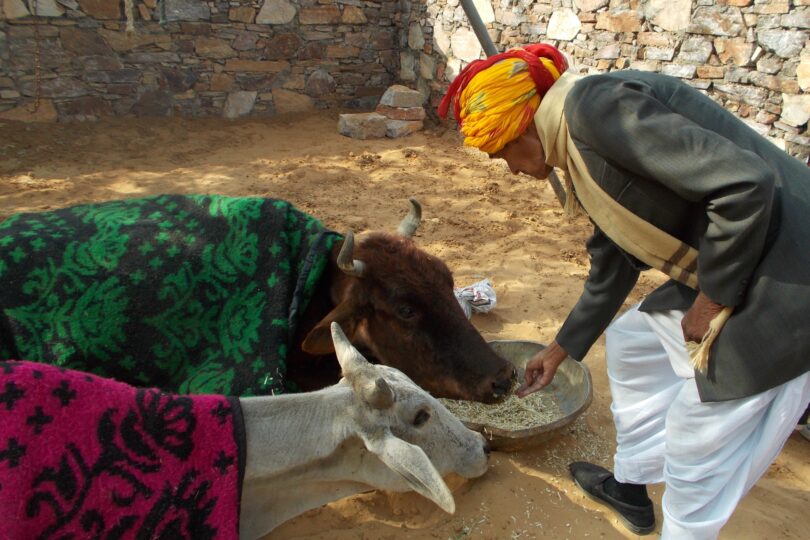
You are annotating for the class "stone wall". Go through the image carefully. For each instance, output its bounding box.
[404,0,810,159]
[0,0,399,121]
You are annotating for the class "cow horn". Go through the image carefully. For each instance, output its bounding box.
[337,231,365,277]
[396,198,422,238]
[331,321,368,376]
[367,377,395,410]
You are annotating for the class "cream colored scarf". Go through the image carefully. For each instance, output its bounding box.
[534,72,732,374]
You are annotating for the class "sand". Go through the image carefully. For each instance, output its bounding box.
[1,111,807,540]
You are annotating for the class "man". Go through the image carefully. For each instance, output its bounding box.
[439,43,810,538]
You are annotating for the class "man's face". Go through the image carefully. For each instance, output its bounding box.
[487,122,552,179]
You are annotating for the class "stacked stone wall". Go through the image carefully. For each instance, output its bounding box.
[404,0,809,159]
[0,0,399,121]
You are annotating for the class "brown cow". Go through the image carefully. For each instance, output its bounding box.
[0,196,514,402]
[289,199,516,402]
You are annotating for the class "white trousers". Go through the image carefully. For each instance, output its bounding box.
[605,304,810,540]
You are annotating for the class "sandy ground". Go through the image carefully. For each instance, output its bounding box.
[1,111,807,539]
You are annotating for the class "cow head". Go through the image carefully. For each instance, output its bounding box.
[301,199,516,403]
[330,322,489,512]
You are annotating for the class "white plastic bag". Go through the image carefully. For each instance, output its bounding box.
[454,278,497,319]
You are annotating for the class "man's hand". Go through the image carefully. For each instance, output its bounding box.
[516,341,569,398]
[682,291,726,343]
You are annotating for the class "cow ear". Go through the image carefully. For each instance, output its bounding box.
[301,301,358,355]
[362,431,455,514]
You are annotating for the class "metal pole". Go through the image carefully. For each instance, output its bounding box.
[458,0,567,207]
[460,0,498,57]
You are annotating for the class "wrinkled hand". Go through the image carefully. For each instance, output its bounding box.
[516,341,569,398]
[682,291,726,343]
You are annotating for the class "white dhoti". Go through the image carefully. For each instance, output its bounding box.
[605,304,810,540]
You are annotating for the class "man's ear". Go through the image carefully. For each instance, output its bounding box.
[361,431,455,514]
[301,301,358,355]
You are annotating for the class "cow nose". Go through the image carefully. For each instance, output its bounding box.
[491,376,512,398]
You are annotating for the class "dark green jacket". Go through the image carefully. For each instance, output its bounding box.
[554,70,809,402]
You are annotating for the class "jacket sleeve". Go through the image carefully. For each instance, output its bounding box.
[555,226,640,360]
[565,76,775,307]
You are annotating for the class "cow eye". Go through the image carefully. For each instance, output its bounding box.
[397,305,416,320]
[413,409,431,427]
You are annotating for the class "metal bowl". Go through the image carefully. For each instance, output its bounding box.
[460,340,593,452]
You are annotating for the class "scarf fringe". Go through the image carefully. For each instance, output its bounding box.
[686,306,734,374]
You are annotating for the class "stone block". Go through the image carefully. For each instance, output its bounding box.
[386,119,423,139]
[210,73,234,92]
[223,90,257,119]
[60,27,113,56]
[229,7,255,24]
[688,6,744,36]
[420,53,435,80]
[662,64,697,79]
[547,9,581,41]
[273,88,314,114]
[757,29,808,59]
[645,0,691,32]
[645,47,676,61]
[376,104,426,121]
[163,0,210,22]
[408,22,425,49]
[637,32,672,47]
[195,37,237,59]
[299,6,341,24]
[3,0,29,19]
[379,84,422,108]
[714,37,754,66]
[595,10,643,33]
[265,33,302,59]
[342,6,367,24]
[472,0,495,23]
[781,94,810,127]
[326,45,359,58]
[752,1,789,15]
[257,0,296,25]
[77,0,119,19]
[781,9,810,29]
[305,69,335,96]
[98,29,172,52]
[338,112,388,139]
[696,65,725,79]
[677,37,713,64]
[233,31,259,51]
[797,57,810,91]
[451,28,482,63]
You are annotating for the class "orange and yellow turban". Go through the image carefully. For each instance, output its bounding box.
[438,44,568,154]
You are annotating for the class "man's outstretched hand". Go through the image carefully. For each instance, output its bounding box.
[682,291,726,344]
[516,340,569,398]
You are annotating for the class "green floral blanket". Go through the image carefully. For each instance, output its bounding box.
[0,195,339,396]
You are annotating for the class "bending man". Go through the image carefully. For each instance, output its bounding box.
[439,43,810,538]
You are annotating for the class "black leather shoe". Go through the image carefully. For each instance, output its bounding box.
[569,462,656,535]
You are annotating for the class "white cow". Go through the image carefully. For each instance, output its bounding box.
[239,322,490,539]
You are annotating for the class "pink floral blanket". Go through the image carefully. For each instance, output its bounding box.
[0,360,244,539]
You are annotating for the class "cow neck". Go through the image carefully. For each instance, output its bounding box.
[239,383,356,482]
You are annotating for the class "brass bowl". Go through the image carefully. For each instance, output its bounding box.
[461,340,593,452]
